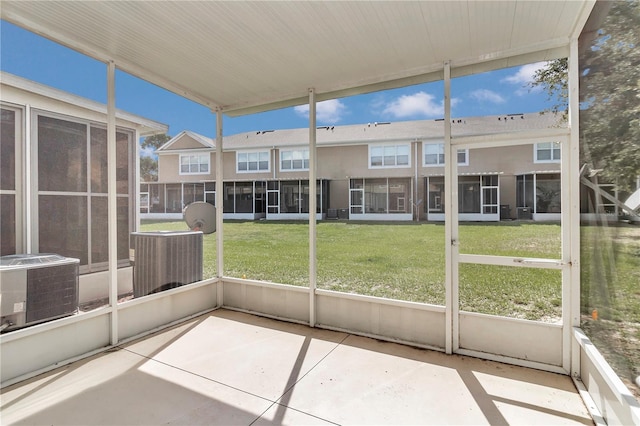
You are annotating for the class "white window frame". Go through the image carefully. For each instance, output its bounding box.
[368,143,411,169]
[237,150,270,173]
[31,109,135,272]
[179,152,210,175]
[534,142,561,163]
[280,148,309,172]
[0,103,24,254]
[423,142,468,167]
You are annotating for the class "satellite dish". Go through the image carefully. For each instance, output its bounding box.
[183,202,216,234]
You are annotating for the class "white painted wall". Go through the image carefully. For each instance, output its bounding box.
[79,267,133,304]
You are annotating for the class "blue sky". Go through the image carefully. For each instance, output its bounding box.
[1,20,552,150]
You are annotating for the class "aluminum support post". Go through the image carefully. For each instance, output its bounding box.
[308,89,317,327]
[215,110,224,306]
[443,61,458,354]
[568,37,582,378]
[107,60,118,345]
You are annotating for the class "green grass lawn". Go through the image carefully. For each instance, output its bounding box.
[138,219,638,324]
[580,223,640,397]
[141,220,565,321]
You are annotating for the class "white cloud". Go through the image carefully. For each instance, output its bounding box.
[381,91,447,118]
[502,62,546,85]
[294,99,347,124]
[502,62,547,95]
[469,89,506,104]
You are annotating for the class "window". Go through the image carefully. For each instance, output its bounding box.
[280,149,308,171]
[457,149,469,165]
[424,143,444,165]
[534,142,561,163]
[369,144,410,168]
[180,153,210,174]
[1,107,21,255]
[237,150,270,172]
[423,142,468,166]
[35,113,133,272]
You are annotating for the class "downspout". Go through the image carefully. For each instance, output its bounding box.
[273,147,276,180]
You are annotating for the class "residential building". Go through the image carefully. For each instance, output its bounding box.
[148,113,564,222]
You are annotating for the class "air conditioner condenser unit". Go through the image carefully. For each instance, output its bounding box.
[0,254,80,332]
[130,231,203,298]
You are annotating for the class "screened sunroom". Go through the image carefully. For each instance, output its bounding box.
[1,1,638,425]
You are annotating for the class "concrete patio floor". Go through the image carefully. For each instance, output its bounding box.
[1,309,593,425]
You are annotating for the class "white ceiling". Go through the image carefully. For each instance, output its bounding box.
[1,1,595,116]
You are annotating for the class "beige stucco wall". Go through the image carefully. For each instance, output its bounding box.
[328,179,349,211]
[464,144,555,175]
[172,134,210,150]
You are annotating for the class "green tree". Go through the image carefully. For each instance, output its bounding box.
[139,133,171,182]
[530,0,640,192]
[140,156,158,182]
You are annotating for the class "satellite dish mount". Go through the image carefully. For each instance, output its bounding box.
[183,202,216,234]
